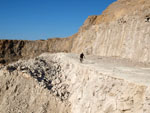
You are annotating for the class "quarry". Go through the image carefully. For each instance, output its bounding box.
[0,0,150,113]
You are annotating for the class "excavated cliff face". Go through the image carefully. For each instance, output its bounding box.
[1,0,150,65]
[1,53,150,113]
[0,40,25,65]
[21,35,75,58]
[0,34,76,65]
[71,0,150,63]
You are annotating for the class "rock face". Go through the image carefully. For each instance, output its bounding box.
[0,53,150,113]
[1,0,150,64]
[0,34,76,65]
[71,0,150,63]
[0,40,25,65]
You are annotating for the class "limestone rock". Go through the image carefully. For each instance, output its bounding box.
[0,53,150,113]
[71,0,150,63]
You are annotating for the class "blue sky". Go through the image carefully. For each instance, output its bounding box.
[0,0,116,40]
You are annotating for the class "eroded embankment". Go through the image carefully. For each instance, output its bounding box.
[0,53,150,113]
[0,53,71,113]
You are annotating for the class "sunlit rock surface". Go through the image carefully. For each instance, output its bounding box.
[71,0,150,63]
[0,53,150,113]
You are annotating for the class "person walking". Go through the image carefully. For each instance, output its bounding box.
[80,53,85,63]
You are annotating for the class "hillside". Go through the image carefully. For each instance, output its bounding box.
[71,0,150,63]
[0,53,150,113]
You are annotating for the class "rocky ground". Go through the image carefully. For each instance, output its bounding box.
[0,53,150,113]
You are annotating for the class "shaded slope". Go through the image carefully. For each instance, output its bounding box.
[0,34,76,65]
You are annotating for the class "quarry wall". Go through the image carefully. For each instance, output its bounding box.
[0,34,75,65]
[71,0,150,63]
[1,0,150,64]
